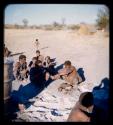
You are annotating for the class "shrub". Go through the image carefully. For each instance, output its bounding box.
[96,6,109,30]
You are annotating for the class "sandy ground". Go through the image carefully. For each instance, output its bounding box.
[4,29,109,84]
[4,29,109,121]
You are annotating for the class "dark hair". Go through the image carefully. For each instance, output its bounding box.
[32,57,37,60]
[19,55,26,60]
[46,56,50,60]
[36,50,40,54]
[79,92,94,108]
[4,47,11,56]
[64,60,71,66]
[35,60,42,65]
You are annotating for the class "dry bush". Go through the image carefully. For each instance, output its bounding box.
[67,25,80,30]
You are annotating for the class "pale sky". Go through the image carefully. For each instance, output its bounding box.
[4,4,107,25]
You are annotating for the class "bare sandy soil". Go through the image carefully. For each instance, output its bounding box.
[4,29,109,121]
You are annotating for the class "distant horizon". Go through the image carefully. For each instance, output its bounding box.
[5,4,107,25]
[4,22,96,26]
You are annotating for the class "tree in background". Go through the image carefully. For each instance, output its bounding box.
[22,18,28,28]
[14,23,19,29]
[61,18,66,26]
[53,21,60,27]
[96,6,109,31]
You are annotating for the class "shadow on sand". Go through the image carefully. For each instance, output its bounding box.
[77,68,86,84]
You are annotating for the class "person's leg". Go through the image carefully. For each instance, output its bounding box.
[50,74,60,80]
[45,72,50,81]
[18,103,25,113]
[62,76,78,91]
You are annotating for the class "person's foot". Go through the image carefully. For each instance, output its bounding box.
[22,79,27,83]
[18,104,25,113]
[50,75,55,80]
[45,72,50,81]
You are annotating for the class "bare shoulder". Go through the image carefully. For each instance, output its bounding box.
[71,65,76,70]
[68,108,90,122]
[15,62,20,66]
[67,108,81,121]
[71,66,77,74]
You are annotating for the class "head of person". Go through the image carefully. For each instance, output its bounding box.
[64,60,72,70]
[32,57,37,64]
[35,60,42,67]
[4,47,11,57]
[36,50,40,57]
[79,92,94,108]
[36,39,38,42]
[19,55,26,64]
[45,56,51,63]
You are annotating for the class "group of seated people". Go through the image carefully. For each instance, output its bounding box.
[4,45,106,122]
[13,50,56,86]
[12,49,82,90]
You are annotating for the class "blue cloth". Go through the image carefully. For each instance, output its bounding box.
[10,67,46,106]
[11,83,41,104]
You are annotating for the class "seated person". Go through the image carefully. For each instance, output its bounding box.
[67,92,94,122]
[51,60,82,86]
[43,56,56,75]
[36,50,44,63]
[13,55,29,81]
[29,60,49,87]
[28,57,37,71]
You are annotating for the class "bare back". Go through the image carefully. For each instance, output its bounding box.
[67,104,90,122]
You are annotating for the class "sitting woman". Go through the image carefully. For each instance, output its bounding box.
[43,56,56,75]
[29,60,50,88]
[67,92,94,122]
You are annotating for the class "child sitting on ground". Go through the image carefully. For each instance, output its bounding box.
[13,55,29,81]
[43,56,56,75]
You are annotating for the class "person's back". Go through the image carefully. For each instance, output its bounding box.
[68,108,90,122]
[29,60,46,88]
